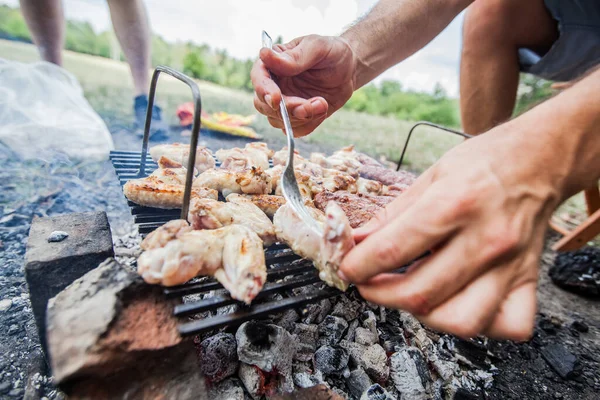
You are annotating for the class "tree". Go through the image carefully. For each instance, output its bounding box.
[380,80,402,97]
[432,82,447,101]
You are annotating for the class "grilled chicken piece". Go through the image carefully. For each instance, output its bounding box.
[356,177,385,195]
[140,219,192,250]
[137,225,266,303]
[194,167,272,196]
[272,147,307,166]
[359,164,416,186]
[309,146,363,178]
[123,170,218,209]
[238,194,287,218]
[216,142,273,171]
[188,197,276,245]
[266,165,313,199]
[313,191,395,228]
[150,143,216,173]
[273,202,354,290]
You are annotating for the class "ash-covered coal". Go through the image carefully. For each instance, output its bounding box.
[198,332,238,383]
[549,247,600,297]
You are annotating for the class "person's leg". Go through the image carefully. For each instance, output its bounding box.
[19,0,65,65]
[460,0,559,135]
[106,0,150,96]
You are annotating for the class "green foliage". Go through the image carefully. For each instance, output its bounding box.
[514,73,554,115]
[344,80,460,127]
[0,5,30,41]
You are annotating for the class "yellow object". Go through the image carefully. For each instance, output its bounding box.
[200,116,262,139]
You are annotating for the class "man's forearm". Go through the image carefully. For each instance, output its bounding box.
[341,0,473,88]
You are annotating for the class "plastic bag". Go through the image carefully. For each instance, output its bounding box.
[0,59,114,161]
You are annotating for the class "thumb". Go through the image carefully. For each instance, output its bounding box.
[260,35,328,77]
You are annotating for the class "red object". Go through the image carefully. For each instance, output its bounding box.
[176,102,209,126]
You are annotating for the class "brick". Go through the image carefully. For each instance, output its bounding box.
[25,211,114,354]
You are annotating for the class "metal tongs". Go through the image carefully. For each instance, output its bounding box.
[262,31,322,235]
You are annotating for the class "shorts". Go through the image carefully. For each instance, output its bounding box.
[518,0,600,81]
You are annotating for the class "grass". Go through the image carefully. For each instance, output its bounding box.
[1,39,594,244]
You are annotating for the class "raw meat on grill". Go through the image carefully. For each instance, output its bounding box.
[359,164,416,186]
[309,145,363,177]
[150,143,215,173]
[272,147,306,166]
[237,194,287,218]
[137,224,266,304]
[313,191,395,228]
[123,170,218,209]
[216,142,273,171]
[273,202,354,291]
[188,196,276,245]
[194,167,272,196]
[140,219,192,250]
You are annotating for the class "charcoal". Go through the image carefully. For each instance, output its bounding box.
[275,309,300,332]
[360,383,395,400]
[468,370,493,390]
[355,327,378,346]
[209,377,245,400]
[452,388,480,400]
[314,346,349,375]
[360,344,389,382]
[332,296,363,321]
[303,298,334,324]
[293,323,319,362]
[198,333,238,383]
[571,320,589,333]
[540,343,581,379]
[293,371,324,388]
[318,315,348,347]
[390,347,431,400]
[270,384,345,400]
[339,339,365,366]
[361,310,378,334]
[238,363,263,400]
[344,319,360,342]
[539,317,561,334]
[382,335,407,354]
[345,368,372,399]
[236,321,296,375]
[549,247,600,297]
[47,231,69,242]
[0,298,11,312]
[450,338,489,369]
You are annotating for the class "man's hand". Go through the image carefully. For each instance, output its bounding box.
[251,35,357,137]
[339,125,563,341]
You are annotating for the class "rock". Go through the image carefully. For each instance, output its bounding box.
[238,363,263,400]
[198,333,238,383]
[571,320,589,333]
[209,378,245,400]
[360,384,395,400]
[314,346,349,375]
[355,327,378,346]
[0,298,12,312]
[360,344,389,382]
[293,323,319,362]
[46,258,203,399]
[236,321,296,376]
[47,231,69,242]
[270,384,345,400]
[540,343,581,379]
[549,247,600,297]
[25,211,114,353]
[318,315,348,347]
[390,347,432,400]
[346,368,372,399]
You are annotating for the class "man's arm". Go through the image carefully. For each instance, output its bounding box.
[339,68,600,340]
[342,0,474,88]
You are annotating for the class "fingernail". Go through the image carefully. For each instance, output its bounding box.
[337,269,348,282]
[264,94,273,109]
[311,98,327,115]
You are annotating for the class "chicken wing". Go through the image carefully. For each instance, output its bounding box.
[273,202,354,290]
[266,165,313,199]
[123,170,218,209]
[235,194,287,218]
[188,196,276,245]
[150,143,216,173]
[356,177,385,195]
[137,225,266,304]
[140,219,192,250]
[194,167,272,196]
[216,142,273,171]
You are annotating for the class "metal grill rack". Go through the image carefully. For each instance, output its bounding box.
[110,66,341,337]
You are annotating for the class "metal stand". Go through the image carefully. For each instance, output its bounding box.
[396,121,472,171]
[138,65,203,220]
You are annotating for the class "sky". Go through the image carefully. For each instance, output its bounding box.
[2,0,466,97]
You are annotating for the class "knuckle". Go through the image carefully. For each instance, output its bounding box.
[441,192,477,223]
[399,289,432,316]
[373,238,402,269]
[481,224,522,263]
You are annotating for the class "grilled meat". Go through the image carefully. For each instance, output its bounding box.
[123,169,218,209]
[150,143,215,173]
[313,191,395,228]
[216,142,273,171]
[356,177,385,195]
[273,202,353,291]
[140,219,192,250]
[194,167,272,196]
[309,145,363,177]
[237,194,287,218]
[272,147,307,166]
[359,164,416,186]
[188,196,276,245]
[267,165,313,199]
[137,225,266,303]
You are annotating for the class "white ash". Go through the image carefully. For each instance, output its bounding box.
[345,368,372,399]
[361,310,378,335]
[354,327,378,346]
[360,384,395,400]
[238,363,262,400]
[293,323,319,362]
[390,347,432,400]
[318,315,348,347]
[314,345,349,375]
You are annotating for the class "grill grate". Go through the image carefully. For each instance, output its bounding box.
[110,149,341,336]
